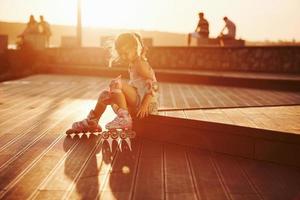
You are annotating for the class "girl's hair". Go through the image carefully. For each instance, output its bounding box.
[109,32,147,67]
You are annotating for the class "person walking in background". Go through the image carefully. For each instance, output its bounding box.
[188,12,210,46]
[219,16,236,39]
[39,15,52,47]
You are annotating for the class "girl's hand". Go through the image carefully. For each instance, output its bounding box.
[136,103,149,119]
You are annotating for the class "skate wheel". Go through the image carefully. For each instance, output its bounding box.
[102,131,110,139]
[111,130,119,139]
[120,131,127,139]
[66,129,77,135]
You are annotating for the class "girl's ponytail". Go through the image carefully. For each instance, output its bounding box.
[133,33,148,60]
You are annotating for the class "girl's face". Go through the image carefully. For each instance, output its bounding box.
[118,45,138,63]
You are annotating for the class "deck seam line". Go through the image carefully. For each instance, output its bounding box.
[13,85,104,199]
[0,83,87,136]
[235,159,265,200]
[0,93,95,173]
[96,138,128,199]
[187,84,201,108]
[168,83,177,110]
[129,139,143,200]
[0,84,67,126]
[0,80,71,122]
[0,134,64,199]
[185,148,201,200]
[26,139,81,200]
[0,82,59,113]
[209,153,232,200]
[163,144,167,200]
[62,135,105,199]
[178,84,191,108]
[0,80,107,152]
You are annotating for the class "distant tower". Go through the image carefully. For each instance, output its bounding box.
[77,0,82,47]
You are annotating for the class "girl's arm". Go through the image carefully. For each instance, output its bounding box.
[136,93,152,118]
[135,60,158,118]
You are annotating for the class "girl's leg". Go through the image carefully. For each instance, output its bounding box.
[93,81,138,119]
[105,82,138,130]
[121,82,139,108]
[93,100,108,119]
[111,82,138,109]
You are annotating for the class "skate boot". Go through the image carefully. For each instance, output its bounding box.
[105,108,132,130]
[66,109,102,135]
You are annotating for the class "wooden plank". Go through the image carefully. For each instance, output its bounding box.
[0,76,105,123]
[221,87,251,107]
[230,88,261,107]
[182,84,200,108]
[98,138,142,199]
[192,85,214,108]
[160,83,174,109]
[212,153,261,200]
[66,137,120,200]
[184,109,208,121]
[164,144,197,200]
[211,87,240,107]
[201,86,226,107]
[2,80,106,198]
[0,83,81,132]
[132,139,164,200]
[0,85,97,168]
[188,148,229,200]
[221,108,259,128]
[1,107,85,198]
[201,109,234,124]
[32,136,101,199]
[236,158,297,200]
[159,82,165,109]
[186,84,202,108]
[165,110,186,119]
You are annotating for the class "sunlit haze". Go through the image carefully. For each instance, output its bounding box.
[0,0,299,41]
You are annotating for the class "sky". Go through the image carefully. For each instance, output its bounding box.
[0,0,299,41]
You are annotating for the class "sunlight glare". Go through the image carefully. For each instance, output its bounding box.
[82,0,141,29]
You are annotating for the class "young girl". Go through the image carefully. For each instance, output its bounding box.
[68,33,159,133]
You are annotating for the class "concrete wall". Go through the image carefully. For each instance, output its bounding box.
[2,46,300,80]
[147,46,300,73]
[41,46,300,73]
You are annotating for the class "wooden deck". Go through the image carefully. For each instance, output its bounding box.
[161,106,300,135]
[1,74,300,199]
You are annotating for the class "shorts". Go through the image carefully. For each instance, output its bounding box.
[131,84,159,115]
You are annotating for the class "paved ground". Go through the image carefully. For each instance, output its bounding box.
[0,74,300,199]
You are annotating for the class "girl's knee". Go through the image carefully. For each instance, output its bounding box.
[109,75,122,93]
[98,90,112,105]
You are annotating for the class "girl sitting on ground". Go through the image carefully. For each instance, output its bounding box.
[68,32,159,133]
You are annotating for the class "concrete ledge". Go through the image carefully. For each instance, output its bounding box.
[39,64,300,91]
[134,115,300,167]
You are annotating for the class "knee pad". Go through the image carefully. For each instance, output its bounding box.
[109,75,122,93]
[99,90,112,105]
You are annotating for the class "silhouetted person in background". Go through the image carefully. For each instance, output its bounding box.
[21,15,39,36]
[39,15,52,47]
[17,15,39,49]
[219,16,236,39]
[188,12,210,46]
